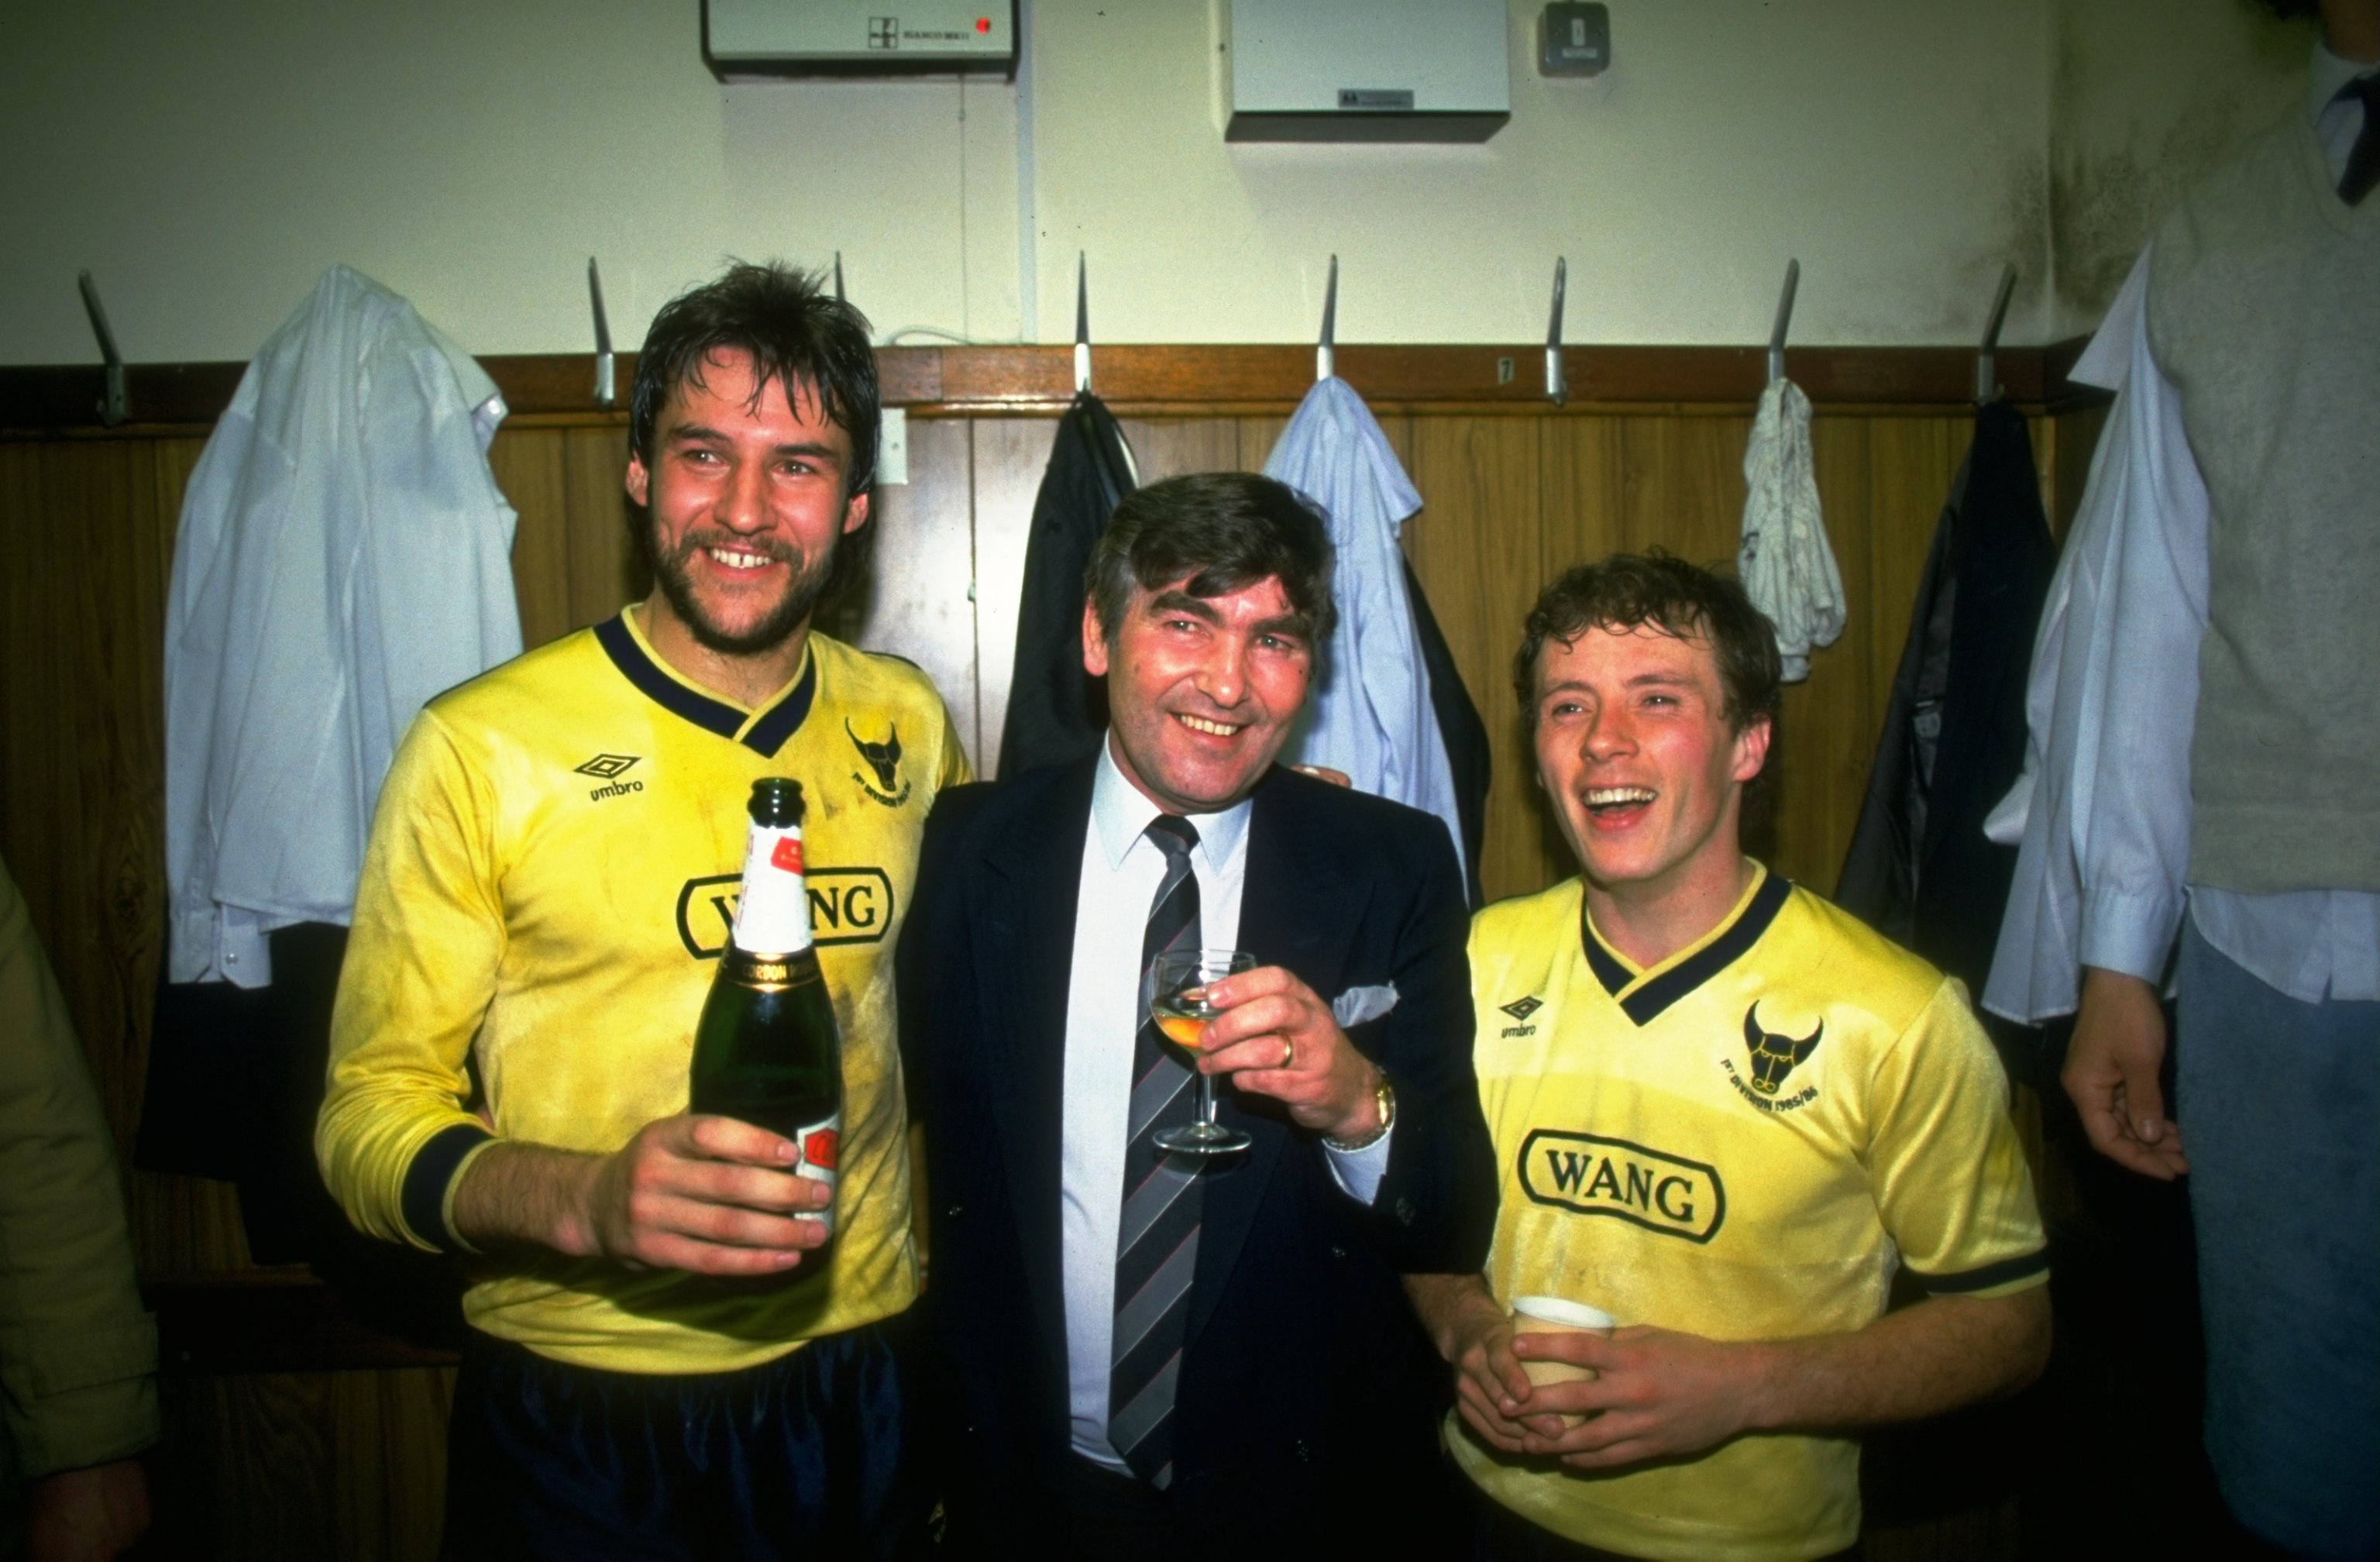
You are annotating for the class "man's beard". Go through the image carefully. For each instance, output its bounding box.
[644,521,836,657]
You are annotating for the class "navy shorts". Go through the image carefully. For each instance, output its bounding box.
[441,1315,930,1561]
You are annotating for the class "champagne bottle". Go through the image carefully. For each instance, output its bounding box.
[689,778,843,1239]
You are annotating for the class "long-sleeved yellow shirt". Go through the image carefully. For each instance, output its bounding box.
[318,612,968,1374]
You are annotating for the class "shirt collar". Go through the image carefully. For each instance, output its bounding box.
[1090,735,1254,872]
[2309,41,2372,122]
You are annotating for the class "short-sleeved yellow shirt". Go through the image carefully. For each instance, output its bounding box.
[1453,866,2046,1561]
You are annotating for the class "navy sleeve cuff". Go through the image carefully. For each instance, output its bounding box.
[401,1123,496,1251]
[1917,1248,2050,1295]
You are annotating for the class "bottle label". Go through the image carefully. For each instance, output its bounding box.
[794,1110,840,1237]
[732,822,813,955]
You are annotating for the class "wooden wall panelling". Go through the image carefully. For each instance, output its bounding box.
[489,423,648,653]
[155,1367,452,1562]
[1776,419,1878,893]
[558,426,644,631]
[0,435,256,1280]
[1236,414,1293,471]
[1615,414,1750,567]
[0,371,2104,1562]
[486,429,573,650]
[967,418,1057,780]
[329,1365,455,1562]
[0,439,167,1146]
[2048,402,2109,542]
[1116,416,1246,483]
[1401,417,1553,907]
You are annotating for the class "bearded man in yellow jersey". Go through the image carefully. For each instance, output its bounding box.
[1408,553,2049,1562]
[317,264,968,1560]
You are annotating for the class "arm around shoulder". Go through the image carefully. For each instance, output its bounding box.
[1362,813,1496,1273]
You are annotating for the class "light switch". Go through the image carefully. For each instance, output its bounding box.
[1539,3,1609,77]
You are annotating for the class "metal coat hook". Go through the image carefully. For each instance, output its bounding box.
[1766,258,1800,387]
[587,258,615,408]
[1073,252,1092,396]
[834,251,846,304]
[1976,263,2017,404]
[1316,254,1338,383]
[77,271,126,427]
[1545,257,1568,406]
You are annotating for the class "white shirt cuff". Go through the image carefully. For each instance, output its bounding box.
[1323,1122,1394,1206]
[2078,886,2188,986]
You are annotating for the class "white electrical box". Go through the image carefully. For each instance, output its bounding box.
[1226,0,1510,143]
[704,0,1017,81]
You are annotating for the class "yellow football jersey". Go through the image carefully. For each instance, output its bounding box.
[319,608,969,1374]
[1451,866,2046,1561]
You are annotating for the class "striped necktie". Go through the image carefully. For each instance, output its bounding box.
[2341,74,2380,205]
[1109,814,1202,1488]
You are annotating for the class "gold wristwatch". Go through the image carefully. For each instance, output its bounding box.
[1324,1076,1396,1151]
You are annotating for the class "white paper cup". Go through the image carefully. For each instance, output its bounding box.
[1511,1295,1615,1425]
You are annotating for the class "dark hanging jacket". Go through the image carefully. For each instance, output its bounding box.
[1404,558,1491,908]
[997,392,1135,777]
[1837,401,2058,1030]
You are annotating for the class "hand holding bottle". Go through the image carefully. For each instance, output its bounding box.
[574,1113,832,1274]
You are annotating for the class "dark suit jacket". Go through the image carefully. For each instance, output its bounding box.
[897,757,1494,1551]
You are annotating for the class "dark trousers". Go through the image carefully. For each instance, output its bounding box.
[442,1319,927,1561]
[1462,1463,1858,1562]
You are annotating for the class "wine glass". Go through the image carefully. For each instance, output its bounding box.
[1148,948,1256,1154]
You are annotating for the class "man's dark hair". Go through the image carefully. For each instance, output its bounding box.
[1085,472,1336,645]
[1512,550,1782,733]
[628,261,881,497]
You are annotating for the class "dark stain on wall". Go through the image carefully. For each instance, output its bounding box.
[2049,2,2313,320]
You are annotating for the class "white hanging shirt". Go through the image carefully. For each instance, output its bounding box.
[1737,378,1845,683]
[165,265,521,987]
[1262,376,1467,882]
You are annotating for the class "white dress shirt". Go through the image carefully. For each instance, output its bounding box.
[1983,46,2378,1020]
[1061,741,1391,1468]
[1264,376,1469,883]
[163,264,520,987]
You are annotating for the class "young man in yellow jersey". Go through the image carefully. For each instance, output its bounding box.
[317,263,968,1559]
[1409,552,2049,1561]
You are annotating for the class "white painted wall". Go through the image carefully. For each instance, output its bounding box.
[0,0,2318,366]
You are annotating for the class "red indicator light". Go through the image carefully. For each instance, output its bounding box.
[976,15,991,31]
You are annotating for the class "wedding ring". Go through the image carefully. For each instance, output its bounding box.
[1281,1036,1296,1069]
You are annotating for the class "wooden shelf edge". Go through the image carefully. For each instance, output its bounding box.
[2,340,2103,433]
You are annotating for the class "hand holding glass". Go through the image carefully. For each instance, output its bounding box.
[1150,949,1256,1154]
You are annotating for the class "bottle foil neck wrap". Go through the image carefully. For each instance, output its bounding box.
[731,821,813,955]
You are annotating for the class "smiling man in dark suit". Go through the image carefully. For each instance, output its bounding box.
[898,471,1494,1557]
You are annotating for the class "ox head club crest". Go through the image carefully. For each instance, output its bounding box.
[1741,1003,1823,1096]
[845,719,902,793]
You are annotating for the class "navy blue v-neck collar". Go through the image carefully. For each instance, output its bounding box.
[593,614,817,759]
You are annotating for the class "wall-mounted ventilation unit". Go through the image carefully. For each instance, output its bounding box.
[1226,0,1510,143]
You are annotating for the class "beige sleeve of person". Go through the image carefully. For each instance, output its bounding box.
[0,856,160,1481]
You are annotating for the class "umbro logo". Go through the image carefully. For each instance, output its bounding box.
[1498,993,1543,1037]
[576,753,645,802]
